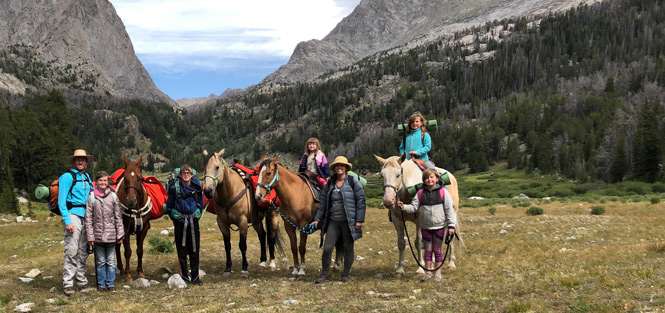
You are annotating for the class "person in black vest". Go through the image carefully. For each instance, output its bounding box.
[165,164,204,285]
[312,156,366,283]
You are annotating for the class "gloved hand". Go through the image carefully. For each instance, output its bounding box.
[194,208,202,219]
[169,208,181,219]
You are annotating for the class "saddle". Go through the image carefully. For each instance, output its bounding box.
[298,171,322,203]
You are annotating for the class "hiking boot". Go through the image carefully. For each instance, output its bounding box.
[108,287,117,292]
[341,275,349,283]
[420,272,432,282]
[76,284,90,291]
[192,278,203,286]
[63,286,75,296]
[315,275,329,284]
[97,287,105,293]
[434,273,442,281]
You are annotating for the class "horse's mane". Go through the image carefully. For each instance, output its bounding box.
[203,152,215,169]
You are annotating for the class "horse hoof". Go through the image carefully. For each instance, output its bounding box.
[258,262,267,268]
[240,271,249,277]
[394,272,403,278]
[415,268,425,275]
[269,265,276,272]
[447,264,457,270]
[222,271,232,278]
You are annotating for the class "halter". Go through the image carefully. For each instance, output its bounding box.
[256,163,279,195]
[203,156,228,182]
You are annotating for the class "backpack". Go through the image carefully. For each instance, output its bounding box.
[416,187,446,204]
[42,170,92,216]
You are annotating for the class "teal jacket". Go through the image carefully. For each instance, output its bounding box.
[399,128,432,161]
[58,169,93,225]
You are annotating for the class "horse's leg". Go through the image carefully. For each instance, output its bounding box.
[297,231,307,277]
[414,220,425,275]
[393,210,406,278]
[266,210,279,271]
[284,224,299,277]
[332,237,344,272]
[136,221,150,279]
[217,215,233,276]
[115,241,124,276]
[123,236,133,281]
[448,228,457,269]
[253,214,268,268]
[239,218,249,275]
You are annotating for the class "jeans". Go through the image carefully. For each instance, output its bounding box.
[94,242,117,288]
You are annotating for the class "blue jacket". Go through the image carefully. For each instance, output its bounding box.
[313,174,366,247]
[399,128,432,161]
[165,177,203,222]
[58,169,93,225]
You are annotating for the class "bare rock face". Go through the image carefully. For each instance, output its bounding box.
[263,0,600,85]
[0,0,173,105]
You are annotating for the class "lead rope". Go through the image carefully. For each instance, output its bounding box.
[269,201,316,235]
[398,205,458,272]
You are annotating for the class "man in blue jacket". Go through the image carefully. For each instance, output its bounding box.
[165,164,204,285]
[59,149,94,296]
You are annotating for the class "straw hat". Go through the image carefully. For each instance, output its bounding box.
[329,156,352,171]
[67,149,94,163]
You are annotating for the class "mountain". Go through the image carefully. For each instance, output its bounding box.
[0,0,174,105]
[262,0,601,85]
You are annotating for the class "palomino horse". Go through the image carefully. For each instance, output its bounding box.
[254,155,319,278]
[203,149,282,275]
[115,156,152,281]
[375,154,461,277]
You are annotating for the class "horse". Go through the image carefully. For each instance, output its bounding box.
[254,155,320,278]
[203,149,282,276]
[374,154,461,277]
[115,155,152,281]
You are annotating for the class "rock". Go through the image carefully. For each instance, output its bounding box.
[17,196,28,204]
[167,274,187,289]
[160,230,169,235]
[49,287,57,293]
[10,255,17,259]
[501,222,512,228]
[25,217,32,222]
[161,266,173,274]
[199,270,206,278]
[133,278,151,288]
[377,251,384,255]
[499,230,508,235]
[468,196,485,200]
[374,273,383,278]
[542,197,552,200]
[150,280,160,285]
[46,299,56,304]
[161,273,169,279]
[356,255,366,261]
[512,194,530,199]
[283,299,298,305]
[123,285,131,290]
[43,276,53,281]
[250,283,258,288]
[14,303,34,312]
[16,216,24,223]
[412,289,422,294]
[18,277,33,283]
[24,269,41,278]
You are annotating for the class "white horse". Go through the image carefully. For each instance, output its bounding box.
[375,154,461,277]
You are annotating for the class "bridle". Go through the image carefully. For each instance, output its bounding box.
[256,162,279,195]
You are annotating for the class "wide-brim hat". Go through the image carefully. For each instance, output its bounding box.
[329,156,352,171]
[67,149,94,163]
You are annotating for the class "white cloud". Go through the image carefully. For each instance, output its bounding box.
[110,0,359,73]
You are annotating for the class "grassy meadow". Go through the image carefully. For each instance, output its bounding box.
[1,171,665,312]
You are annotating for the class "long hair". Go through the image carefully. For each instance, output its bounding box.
[304,137,322,156]
[404,111,428,136]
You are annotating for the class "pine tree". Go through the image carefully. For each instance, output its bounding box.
[609,135,628,183]
[632,104,661,183]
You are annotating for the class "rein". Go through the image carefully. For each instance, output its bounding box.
[269,201,316,235]
[116,176,151,235]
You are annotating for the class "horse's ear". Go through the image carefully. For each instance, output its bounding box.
[137,155,143,167]
[374,154,386,165]
[399,153,407,164]
[123,155,129,167]
[272,155,280,163]
[203,149,208,157]
[262,155,268,161]
[218,148,225,156]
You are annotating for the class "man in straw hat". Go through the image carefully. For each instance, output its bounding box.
[60,149,94,296]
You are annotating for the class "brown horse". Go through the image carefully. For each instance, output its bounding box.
[203,149,282,276]
[254,155,321,278]
[115,155,151,281]
[375,154,461,277]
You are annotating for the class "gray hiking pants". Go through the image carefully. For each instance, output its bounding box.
[63,214,88,288]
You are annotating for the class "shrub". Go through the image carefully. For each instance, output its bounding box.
[571,184,591,195]
[552,187,574,197]
[622,182,650,195]
[651,182,665,193]
[590,206,605,215]
[650,197,660,204]
[149,236,174,254]
[526,206,544,216]
[488,207,496,215]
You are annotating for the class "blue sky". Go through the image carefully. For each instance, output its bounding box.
[109,0,361,100]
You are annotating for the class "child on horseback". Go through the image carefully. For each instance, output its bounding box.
[399,112,436,170]
[85,171,124,293]
[298,137,330,186]
[397,168,456,282]
[165,164,204,285]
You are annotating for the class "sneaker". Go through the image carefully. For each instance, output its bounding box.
[108,287,117,292]
[76,284,89,291]
[341,275,349,283]
[420,272,432,282]
[63,286,75,296]
[315,275,329,284]
[192,278,203,286]
[97,287,105,293]
[434,273,442,281]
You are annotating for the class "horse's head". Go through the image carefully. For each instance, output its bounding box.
[121,155,144,209]
[255,155,279,203]
[375,154,421,207]
[202,149,228,199]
